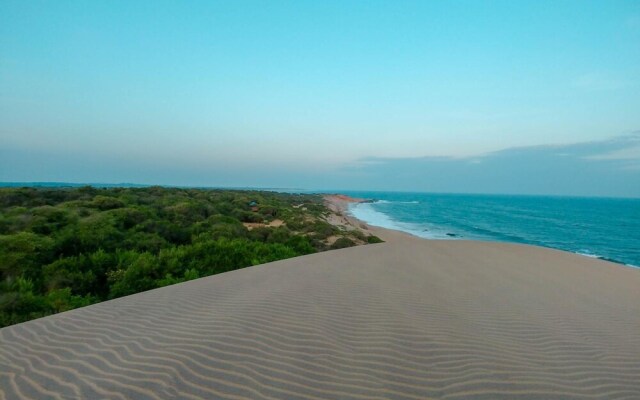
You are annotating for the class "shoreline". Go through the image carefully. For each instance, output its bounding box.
[324,193,639,269]
[323,194,420,243]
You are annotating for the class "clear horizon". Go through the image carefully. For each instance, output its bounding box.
[1,1,639,197]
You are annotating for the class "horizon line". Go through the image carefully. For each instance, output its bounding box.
[1,181,638,200]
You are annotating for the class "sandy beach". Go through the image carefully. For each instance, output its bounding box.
[1,196,639,399]
[323,194,418,243]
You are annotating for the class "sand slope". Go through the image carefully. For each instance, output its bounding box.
[1,240,639,399]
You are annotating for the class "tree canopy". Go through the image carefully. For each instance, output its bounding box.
[0,187,381,327]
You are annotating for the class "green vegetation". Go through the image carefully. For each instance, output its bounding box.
[0,186,381,327]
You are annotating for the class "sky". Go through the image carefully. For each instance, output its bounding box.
[1,0,639,196]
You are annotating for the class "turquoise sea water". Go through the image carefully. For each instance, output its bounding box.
[341,192,640,268]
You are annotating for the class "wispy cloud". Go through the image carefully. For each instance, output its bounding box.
[2,134,639,197]
[588,146,640,161]
[338,134,640,197]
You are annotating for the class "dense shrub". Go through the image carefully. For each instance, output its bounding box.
[0,187,355,327]
[330,237,356,249]
[91,195,125,210]
[367,235,384,244]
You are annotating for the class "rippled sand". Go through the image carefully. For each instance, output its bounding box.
[2,240,639,399]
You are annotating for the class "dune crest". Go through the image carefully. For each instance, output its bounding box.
[1,240,639,399]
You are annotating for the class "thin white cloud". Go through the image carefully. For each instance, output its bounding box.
[587,145,640,161]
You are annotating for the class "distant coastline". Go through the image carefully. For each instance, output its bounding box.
[0,181,150,188]
[0,182,309,192]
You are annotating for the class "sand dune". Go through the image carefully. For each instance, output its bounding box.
[1,240,639,399]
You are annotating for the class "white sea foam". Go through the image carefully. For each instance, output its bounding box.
[349,202,398,229]
[575,250,605,260]
[575,251,638,268]
[372,200,419,204]
[349,202,455,240]
[572,249,614,262]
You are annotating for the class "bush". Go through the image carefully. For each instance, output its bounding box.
[367,235,384,244]
[330,237,356,249]
[305,221,337,239]
[108,252,159,298]
[0,232,54,280]
[91,196,125,210]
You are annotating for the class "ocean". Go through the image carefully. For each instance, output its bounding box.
[341,191,640,268]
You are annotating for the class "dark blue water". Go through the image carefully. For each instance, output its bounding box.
[341,192,640,267]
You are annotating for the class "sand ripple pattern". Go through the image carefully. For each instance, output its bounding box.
[2,240,640,399]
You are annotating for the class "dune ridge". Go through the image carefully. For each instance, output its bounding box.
[1,238,639,399]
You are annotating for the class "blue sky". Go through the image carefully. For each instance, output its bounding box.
[1,1,639,195]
